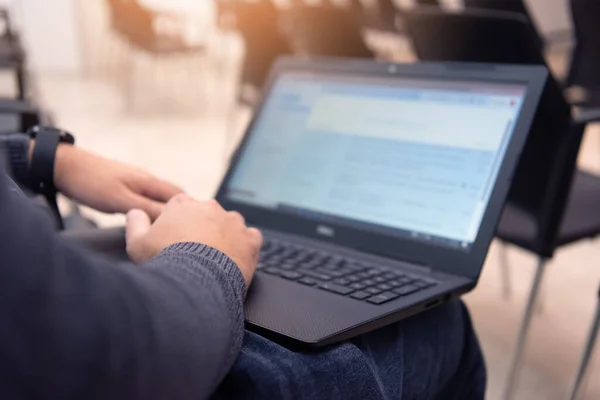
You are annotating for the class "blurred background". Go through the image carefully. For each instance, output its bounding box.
[2,0,599,399]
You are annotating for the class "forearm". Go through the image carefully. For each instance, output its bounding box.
[0,165,246,399]
[137,244,247,398]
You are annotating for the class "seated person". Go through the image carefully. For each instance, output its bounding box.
[0,129,486,399]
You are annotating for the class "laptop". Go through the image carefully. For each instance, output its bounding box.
[216,58,547,346]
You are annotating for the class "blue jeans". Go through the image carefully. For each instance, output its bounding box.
[214,300,486,400]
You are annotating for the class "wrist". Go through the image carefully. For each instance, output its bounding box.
[53,143,76,192]
[27,126,76,194]
[27,140,71,190]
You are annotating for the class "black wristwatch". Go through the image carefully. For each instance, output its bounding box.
[27,125,75,194]
[27,126,75,229]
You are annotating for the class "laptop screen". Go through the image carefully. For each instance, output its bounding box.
[224,72,526,250]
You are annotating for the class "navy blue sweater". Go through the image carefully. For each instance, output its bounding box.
[0,158,247,399]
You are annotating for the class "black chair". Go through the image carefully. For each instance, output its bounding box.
[415,0,440,5]
[0,8,27,99]
[283,4,374,59]
[405,8,600,400]
[105,0,208,108]
[463,0,537,29]
[226,2,373,106]
[568,283,600,400]
[405,7,544,64]
[218,0,292,105]
[565,0,600,106]
[0,99,43,134]
[359,0,401,32]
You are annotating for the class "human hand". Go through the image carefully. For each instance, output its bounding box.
[125,195,263,287]
[54,145,183,220]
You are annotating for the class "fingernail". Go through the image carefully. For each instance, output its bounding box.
[127,209,142,219]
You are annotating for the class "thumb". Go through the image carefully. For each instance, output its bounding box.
[128,193,164,221]
[126,209,152,244]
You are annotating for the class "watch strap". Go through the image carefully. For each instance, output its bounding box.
[30,130,64,229]
[30,129,60,194]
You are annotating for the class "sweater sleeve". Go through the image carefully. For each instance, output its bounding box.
[0,161,247,400]
[0,133,30,186]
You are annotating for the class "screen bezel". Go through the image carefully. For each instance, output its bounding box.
[216,57,547,279]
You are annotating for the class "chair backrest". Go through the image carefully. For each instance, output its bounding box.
[464,0,544,50]
[227,1,292,89]
[405,7,544,64]
[0,99,42,135]
[105,0,154,46]
[357,0,401,32]
[404,7,579,256]
[464,0,530,16]
[0,8,16,40]
[463,0,543,49]
[284,4,374,59]
[566,0,600,90]
[415,0,440,5]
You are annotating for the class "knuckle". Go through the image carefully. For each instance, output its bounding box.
[248,228,263,247]
[228,211,245,222]
[171,193,189,203]
[203,199,225,213]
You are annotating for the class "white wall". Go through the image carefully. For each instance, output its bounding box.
[14,0,82,73]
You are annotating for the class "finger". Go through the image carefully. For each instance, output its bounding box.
[247,227,263,250]
[207,199,225,211]
[142,176,185,202]
[228,211,245,226]
[126,209,152,244]
[161,193,193,216]
[169,193,193,204]
[127,193,165,221]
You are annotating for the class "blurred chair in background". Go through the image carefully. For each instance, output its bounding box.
[414,0,440,6]
[0,99,42,135]
[565,0,600,107]
[359,0,401,32]
[464,0,530,14]
[0,7,28,100]
[405,7,600,400]
[104,0,209,109]
[283,3,374,60]
[221,1,375,107]
[463,0,572,51]
[568,283,600,400]
[463,0,537,31]
[217,0,291,107]
[405,7,544,64]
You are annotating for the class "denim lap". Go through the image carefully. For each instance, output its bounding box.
[213,300,486,400]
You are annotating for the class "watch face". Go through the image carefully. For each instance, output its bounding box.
[28,125,75,145]
[60,131,75,145]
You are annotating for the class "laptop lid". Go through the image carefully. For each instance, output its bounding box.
[216,58,546,279]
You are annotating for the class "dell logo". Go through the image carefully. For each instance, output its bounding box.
[316,225,335,237]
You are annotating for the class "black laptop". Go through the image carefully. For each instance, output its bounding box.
[216,58,546,346]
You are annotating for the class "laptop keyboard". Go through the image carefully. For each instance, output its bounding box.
[257,239,438,305]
